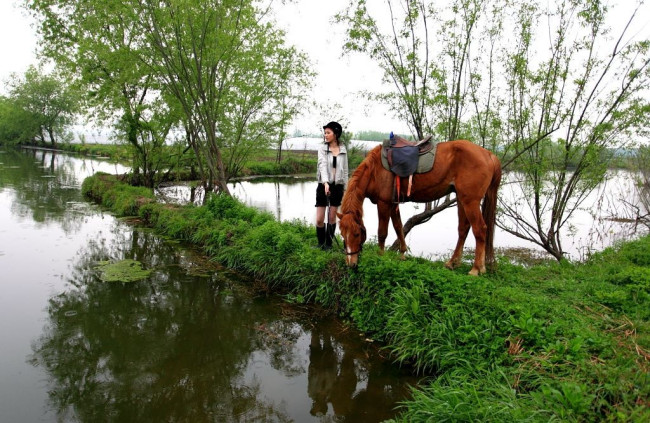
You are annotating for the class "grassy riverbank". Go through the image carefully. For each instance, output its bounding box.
[82,173,649,422]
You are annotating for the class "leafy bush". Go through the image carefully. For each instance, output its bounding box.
[81,171,116,200]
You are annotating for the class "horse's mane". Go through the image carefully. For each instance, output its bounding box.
[341,145,381,216]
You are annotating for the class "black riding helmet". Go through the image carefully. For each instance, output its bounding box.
[323,121,343,140]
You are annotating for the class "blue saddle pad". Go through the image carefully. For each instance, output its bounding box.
[389,146,419,177]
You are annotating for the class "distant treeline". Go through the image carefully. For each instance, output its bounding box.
[291,130,413,142]
[353,130,413,141]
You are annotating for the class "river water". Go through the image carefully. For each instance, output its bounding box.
[0,147,419,422]
[158,171,647,263]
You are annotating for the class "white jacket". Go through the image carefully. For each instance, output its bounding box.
[317,142,348,188]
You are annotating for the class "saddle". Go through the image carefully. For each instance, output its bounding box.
[381,132,437,203]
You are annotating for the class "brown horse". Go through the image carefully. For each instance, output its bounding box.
[337,139,501,275]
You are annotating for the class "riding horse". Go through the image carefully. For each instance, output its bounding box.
[337,139,501,275]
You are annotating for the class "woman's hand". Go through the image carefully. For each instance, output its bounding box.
[324,182,330,195]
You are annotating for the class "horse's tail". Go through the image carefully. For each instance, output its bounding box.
[482,154,502,270]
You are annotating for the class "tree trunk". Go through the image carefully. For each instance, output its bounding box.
[47,126,57,147]
[389,197,456,250]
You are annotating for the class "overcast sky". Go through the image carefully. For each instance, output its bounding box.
[0,1,38,91]
[0,0,407,135]
[272,0,407,134]
[1,1,648,137]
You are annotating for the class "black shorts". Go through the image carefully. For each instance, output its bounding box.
[315,183,344,207]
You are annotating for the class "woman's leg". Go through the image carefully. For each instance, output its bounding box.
[326,206,338,249]
[316,206,327,249]
[316,206,326,227]
[327,206,338,225]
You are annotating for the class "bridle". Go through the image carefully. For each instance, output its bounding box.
[342,223,366,256]
[343,242,363,256]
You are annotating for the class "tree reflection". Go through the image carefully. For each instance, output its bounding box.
[0,148,87,232]
[28,225,418,421]
[29,227,295,422]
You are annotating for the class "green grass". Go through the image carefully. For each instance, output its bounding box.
[60,142,133,160]
[242,155,316,176]
[82,173,650,422]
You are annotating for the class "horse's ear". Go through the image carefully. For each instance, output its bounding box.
[337,212,343,220]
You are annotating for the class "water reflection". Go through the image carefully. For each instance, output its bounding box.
[28,229,416,422]
[306,325,408,420]
[0,148,418,421]
[0,148,128,229]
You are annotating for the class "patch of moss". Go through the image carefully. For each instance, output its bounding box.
[95,259,152,283]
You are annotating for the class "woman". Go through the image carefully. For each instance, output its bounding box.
[316,121,348,250]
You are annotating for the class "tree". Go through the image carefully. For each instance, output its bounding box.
[6,66,78,146]
[338,0,650,260]
[338,0,434,140]
[137,0,313,194]
[497,0,650,260]
[633,145,650,229]
[0,95,35,145]
[27,0,312,192]
[215,21,314,178]
[27,0,185,188]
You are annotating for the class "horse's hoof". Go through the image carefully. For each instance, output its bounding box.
[468,266,487,276]
[444,260,457,270]
[400,254,406,261]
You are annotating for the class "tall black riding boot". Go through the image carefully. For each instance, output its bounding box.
[325,223,336,250]
[316,225,327,250]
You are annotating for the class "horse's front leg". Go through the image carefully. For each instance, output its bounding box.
[389,202,407,259]
[376,201,392,255]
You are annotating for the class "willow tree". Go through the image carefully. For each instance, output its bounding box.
[0,97,26,145]
[339,0,650,260]
[213,21,314,179]
[6,66,78,147]
[338,0,433,140]
[27,0,312,193]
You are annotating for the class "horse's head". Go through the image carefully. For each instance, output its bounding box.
[337,210,366,268]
